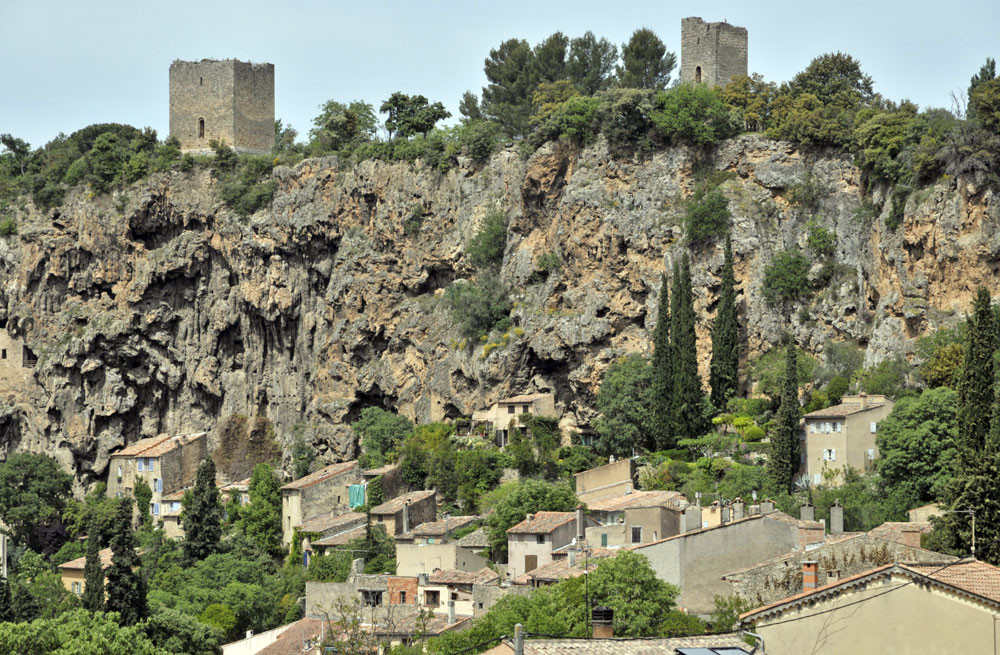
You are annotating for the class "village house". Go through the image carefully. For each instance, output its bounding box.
[471,393,556,448]
[802,393,894,485]
[160,489,186,539]
[396,516,490,577]
[584,490,688,547]
[369,489,437,537]
[297,511,368,564]
[419,568,499,617]
[106,432,207,520]
[58,547,113,596]
[506,509,598,579]
[741,559,1000,654]
[574,458,636,504]
[280,460,362,546]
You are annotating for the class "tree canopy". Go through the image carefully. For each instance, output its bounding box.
[0,453,73,553]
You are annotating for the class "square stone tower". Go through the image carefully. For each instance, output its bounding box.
[680,17,748,88]
[169,59,274,154]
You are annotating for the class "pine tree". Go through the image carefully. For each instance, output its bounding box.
[709,235,740,409]
[81,518,105,612]
[105,497,146,625]
[650,272,673,450]
[182,459,224,564]
[768,340,801,493]
[670,253,705,440]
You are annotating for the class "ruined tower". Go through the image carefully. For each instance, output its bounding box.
[169,59,274,154]
[680,17,748,88]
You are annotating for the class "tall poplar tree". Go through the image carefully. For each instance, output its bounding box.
[670,253,704,440]
[81,518,105,612]
[768,341,801,493]
[957,287,997,467]
[710,235,740,408]
[105,497,146,625]
[651,272,673,450]
[182,459,224,564]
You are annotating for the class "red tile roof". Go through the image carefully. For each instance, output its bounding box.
[113,434,172,457]
[586,490,685,512]
[427,567,499,585]
[803,401,886,418]
[256,617,325,655]
[311,525,366,548]
[499,393,551,404]
[370,489,436,515]
[399,515,478,539]
[59,547,114,571]
[280,460,359,491]
[297,511,366,535]
[507,511,580,535]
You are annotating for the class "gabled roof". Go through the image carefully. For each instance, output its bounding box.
[220,477,251,493]
[427,567,499,586]
[370,489,436,515]
[59,547,114,571]
[398,515,478,539]
[630,510,818,551]
[498,393,551,405]
[741,559,1000,623]
[803,401,886,419]
[297,511,366,535]
[280,460,359,491]
[523,548,616,583]
[311,525,366,548]
[112,434,172,457]
[867,521,932,544]
[457,527,490,549]
[256,617,325,655]
[586,490,685,513]
[112,432,206,458]
[508,511,577,535]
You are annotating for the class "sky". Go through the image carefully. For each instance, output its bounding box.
[1,0,998,148]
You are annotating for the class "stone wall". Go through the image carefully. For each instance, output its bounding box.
[680,17,748,87]
[232,61,275,153]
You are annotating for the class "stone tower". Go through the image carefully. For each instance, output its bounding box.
[169,59,274,154]
[680,17,748,87]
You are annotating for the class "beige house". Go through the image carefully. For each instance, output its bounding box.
[369,490,437,537]
[741,559,1000,655]
[802,394,894,485]
[420,568,499,617]
[299,511,368,563]
[58,547,113,595]
[396,515,490,577]
[574,458,635,504]
[584,490,687,547]
[507,510,597,579]
[280,460,361,546]
[160,488,186,539]
[472,393,556,448]
[106,432,207,521]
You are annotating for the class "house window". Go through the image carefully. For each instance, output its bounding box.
[1,349,6,359]
[137,459,144,472]
[823,449,837,461]
[148,458,155,472]
[867,448,876,459]
[870,422,878,433]
[151,502,160,515]
[399,591,407,603]
[361,590,382,607]
[198,118,205,139]
[601,533,608,547]
[117,465,123,481]
[425,590,440,607]
[154,478,162,492]
[809,423,816,433]
[813,473,821,484]
[536,534,545,544]
[507,405,515,414]
[171,501,180,512]
[199,76,203,85]
[521,405,529,413]
[72,581,81,595]
[834,422,841,433]
[695,66,702,83]
[631,526,642,544]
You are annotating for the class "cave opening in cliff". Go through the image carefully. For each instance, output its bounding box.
[344,385,398,425]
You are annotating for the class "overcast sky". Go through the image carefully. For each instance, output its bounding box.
[2,0,997,148]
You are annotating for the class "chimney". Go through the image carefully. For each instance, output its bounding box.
[803,561,819,591]
[826,569,840,583]
[402,500,410,534]
[684,504,703,532]
[732,498,745,520]
[576,506,586,541]
[800,503,815,522]
[830,501,844,535]
[720,504,730,525]
[760,499,775,514]
[568,549,577,567]
[351,558,365,577]
[525,513,534,523]
[447,599,456,624]
[514,623,524,655]
[592,606,614,638]
[859,393,868,410]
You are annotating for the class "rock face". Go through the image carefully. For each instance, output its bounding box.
[0,135,996,489]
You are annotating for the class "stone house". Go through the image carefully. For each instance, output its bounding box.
[506,510,598,579]
[574,458,636,504]
[369,490,436,537]
[58,547,113,596]
[396,516,489,577]
[106,432,207,520]
[631,509,825,616]
[298,511,368,564]
[471,393,556,448]
[741,559,1000,654]
[280,460,361,546]
[584,490,688,547]
[419,568,499,617]
[159,488,186,539]
[802,394,894,485]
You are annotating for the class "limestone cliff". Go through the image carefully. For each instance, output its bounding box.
[0,135,996,489]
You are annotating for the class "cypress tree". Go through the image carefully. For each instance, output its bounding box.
[768,340,801,493]
[81,518,105,612]
[182,458,224,564]
[105,497,147,625]
[650,272,673,450]
[709,235,739,409]
[0,574,11,622]
[670,253,705,440]
[957,287,997,466]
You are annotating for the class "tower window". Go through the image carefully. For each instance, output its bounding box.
[198,118,205,139]
[695,66,702,83]
[199,76,203,85]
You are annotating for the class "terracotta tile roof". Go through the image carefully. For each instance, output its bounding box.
[59,547,114,571]
[280,460,359,491]
[140,432,206,457]
[311,525,366,548]
[362,464,397,476]
[112,434,173,457]
[427,567,499,586]
[496,634,751,653]
[374,610,471,636]
[867,521,933,544]
[586,490,685,513]
[499,393,551,404]
[220,477,251,493]
[457,527,490,549]
[630,510,817,551]
[370,489,436,515]
[526,548,616,583]
[297,511,366,535]
[399,515,478,539]
[507,511,577,535]
[256,617,324,655]
[803,401,886,418]
[741,559,1000,623]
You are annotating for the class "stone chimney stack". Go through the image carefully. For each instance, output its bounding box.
[720,504,730,525]
[803,561,819,591]
[568,549,577,567]
[447,599,456,624]
[732,498,745,520]
[684,504,703,532]
[592,606,614,638]
[830,500,844,535]
[859,393,868,410]
[801,503,815,522]
[760,499,775,514]
[402,500,411,534]
[576,506,586,541]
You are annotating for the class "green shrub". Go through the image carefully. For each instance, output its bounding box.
[458,120,501,163]
[445,278,512,339]
[466,207,508,269]
[650,83,737,147]
[536,251,562,273]
[404,204,424,236]
[885,186,908,230]
[806,220,836,257]
[0,215,16,235]
[762,248,811,311]
[683,187,730,246]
